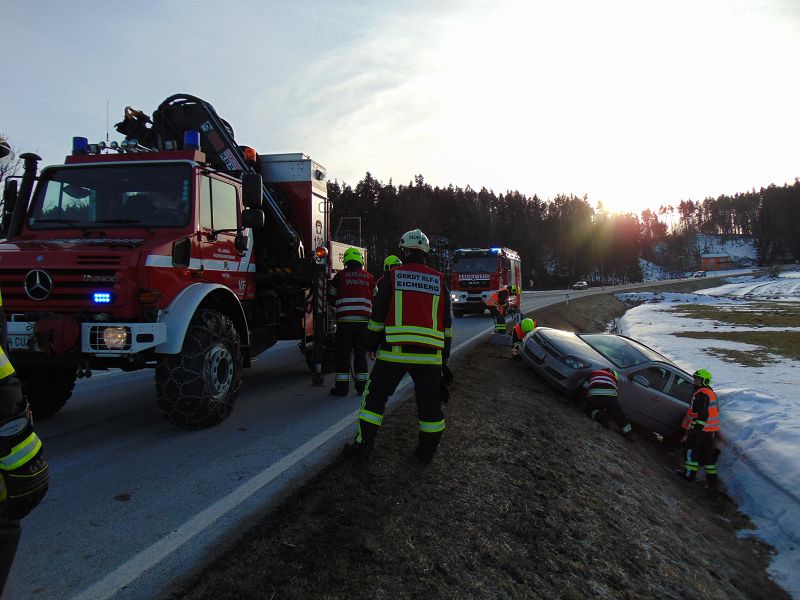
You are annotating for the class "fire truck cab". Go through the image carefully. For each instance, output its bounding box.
[449,247,522,317]
[0,94,349,429]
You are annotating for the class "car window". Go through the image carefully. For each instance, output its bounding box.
[631,366,671,392]
[580,334,649,368]
[665,373,693,404]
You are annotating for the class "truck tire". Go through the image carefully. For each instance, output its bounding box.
[156,309,242,429]
[17,367,75,420]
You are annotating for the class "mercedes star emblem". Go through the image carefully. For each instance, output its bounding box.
[24,269,53,301]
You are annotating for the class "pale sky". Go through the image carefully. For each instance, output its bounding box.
[2,0,799,214]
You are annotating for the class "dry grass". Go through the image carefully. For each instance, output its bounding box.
[172,289,788,600]
[674,331,800,363]
[668,303,800,328]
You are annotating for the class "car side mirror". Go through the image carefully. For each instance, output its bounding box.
[631,374,650,387]
[241,208,264,229]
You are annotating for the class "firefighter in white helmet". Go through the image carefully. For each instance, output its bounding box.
[344,229,453,463]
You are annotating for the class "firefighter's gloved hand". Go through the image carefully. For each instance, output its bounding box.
[442,365,454,387]
[0,387,50,521]
[1,452,49,520]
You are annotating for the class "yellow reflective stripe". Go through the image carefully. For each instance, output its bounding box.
[394,290,403,325]
[338,316,369,322]
[431,294,439,333]
[444,327,452,338]
[0,288,3,306]
[385,325,444,339]
[419,419,446,433]
[368,320,385,332]
[587,389,617,396]
[358,409,383,426]
[335,373,350,381]
[0,349,15,379]
[383,334,445,348]
[0,432,41,471]
[376,348,442,365]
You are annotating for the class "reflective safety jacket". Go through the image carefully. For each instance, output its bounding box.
[329,267,375,323]
[486,290,509,315]
[689,386,719,432]
[367,260,452,366]
[586,369,618,398]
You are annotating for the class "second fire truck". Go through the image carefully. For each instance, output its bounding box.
[449,247,522,317]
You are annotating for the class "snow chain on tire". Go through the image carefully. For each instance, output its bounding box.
[155,309,242,429]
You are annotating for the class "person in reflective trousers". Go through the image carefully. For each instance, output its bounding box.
[0,288,50,595]
[486,285,511,333]
[344,229,453,464]
[510,317,536,359]
[328,248,375,396]
[683,368,720,488]
[584,368,634,442]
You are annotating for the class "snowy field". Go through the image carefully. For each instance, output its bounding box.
[616,269,800,598]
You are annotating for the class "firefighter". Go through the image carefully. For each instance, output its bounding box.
[383,255,402,272]
[328,247,375,396]
[584,368,634,441]
[344,228,452,464]
[0,288,50,594]
[683,368,720,488]
[486,285,511,333]
[511,317,536,359]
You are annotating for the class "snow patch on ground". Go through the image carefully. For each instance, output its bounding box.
[617,269,800,598]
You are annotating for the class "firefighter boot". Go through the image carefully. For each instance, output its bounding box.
[416,431,441,465]
[329,384,349,397]
[342,441,372,462]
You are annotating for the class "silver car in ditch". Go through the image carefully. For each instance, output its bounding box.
[520,327,694,441]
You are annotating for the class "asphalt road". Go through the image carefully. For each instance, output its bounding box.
[3,279,705,599]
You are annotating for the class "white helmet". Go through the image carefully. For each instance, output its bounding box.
[399,228,430,254]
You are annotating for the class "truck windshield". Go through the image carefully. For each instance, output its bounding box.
[28,164,192,230]
[451,256,498,273]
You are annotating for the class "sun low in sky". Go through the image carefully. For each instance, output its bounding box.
[1,0,798,215]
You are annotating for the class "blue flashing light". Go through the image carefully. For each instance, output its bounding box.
[92,292,112,304]
[183,130,201,150]
[72,136,89,155]
[491,247,501,253]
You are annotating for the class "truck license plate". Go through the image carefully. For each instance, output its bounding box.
[8,334,32,350]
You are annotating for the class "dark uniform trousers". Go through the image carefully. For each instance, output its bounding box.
[333,322,369,393]
[358,360,444,457]
[586,395,630,431]
[685,431,719,483]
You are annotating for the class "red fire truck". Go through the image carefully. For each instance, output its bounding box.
[449,247,522,317]
[0,94,354,428]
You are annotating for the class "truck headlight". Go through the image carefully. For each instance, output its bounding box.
[89,325,131,350]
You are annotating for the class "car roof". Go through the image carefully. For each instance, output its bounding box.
[536,327,688,374]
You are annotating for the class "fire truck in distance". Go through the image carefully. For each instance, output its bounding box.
[0,94,353,428]
[449,247,522,317]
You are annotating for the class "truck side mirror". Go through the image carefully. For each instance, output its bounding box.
[2,179,18,233]
[241,208,265,229]
[242,173,263,209]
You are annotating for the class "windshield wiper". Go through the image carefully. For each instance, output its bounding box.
[92,219,142,224]
[33,218,81,224]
